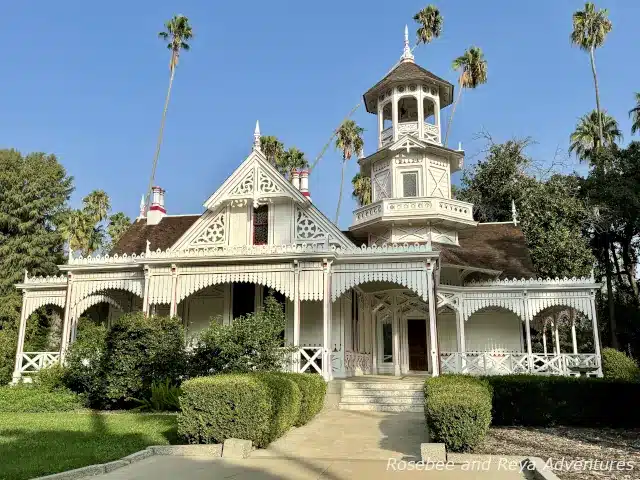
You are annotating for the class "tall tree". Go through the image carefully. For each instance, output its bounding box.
[334,120,364,225]
[260,136,285,167]
[351,173,371,206]
[82,190,111,224]
[107,212,131,250]
[59,209,93,254]
[629,92,640,136]
[571,2,612,146]
[569,110,622,166]
[278,147,308,179]
[146,15,193,208]
[444,47,487,147]
[413,5,443,46]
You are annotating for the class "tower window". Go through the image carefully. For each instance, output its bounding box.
[402,172,418,197]
[252,205,269,245]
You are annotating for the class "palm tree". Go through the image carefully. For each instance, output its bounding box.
[146,15,193,208]
[59,210,93,255]
[413,5,443,46]
[278,147,308,179]
[569,110,622,165]
[444,47,487,147]
[334,120,364,224]
[571,2,612,146]
[107,212,132,249]
[82,190,111,224]
[260,136,285,167]
[629,92,640,135]
[351,173,371,206]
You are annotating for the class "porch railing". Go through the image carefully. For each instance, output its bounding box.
[344,351,373,376]
[19,352,61,374]
[440,352,600,377]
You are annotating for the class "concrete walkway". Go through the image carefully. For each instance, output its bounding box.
[96,410,525,479]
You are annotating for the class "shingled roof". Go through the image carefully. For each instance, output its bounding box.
[436,223,535,279]
[110,215,200,255]
[363,61,455,113]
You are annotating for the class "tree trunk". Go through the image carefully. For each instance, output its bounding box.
[610,243,625,286]
[621,236,640,301]
[603,234,618,348]
[334,156,346,225]
[589,47,604,147]
[444,76,464,148]
[146,54,177,207]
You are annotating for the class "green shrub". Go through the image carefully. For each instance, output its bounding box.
[132,379,182,412]
[255,373,301,443]
[0,384,83,412]
[62,318,107,399]
[178,374,272,446]
[189,296,295,376]
[34,363,67,391]
[601,348,640,381]
[487,374,640,427]
[280,373,326,425]
[97,313,187,408]
[0,327,17,385]
[424,376,492,452]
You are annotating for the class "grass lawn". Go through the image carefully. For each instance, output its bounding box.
[0,412,178,480]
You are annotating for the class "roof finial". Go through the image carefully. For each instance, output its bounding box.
[138,195,146,219]
[512,199,519,226]
[253,120,261,152]
[401,25,414,62]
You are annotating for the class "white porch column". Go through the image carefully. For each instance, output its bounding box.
[60,272,74,361]
[370,296,378,374]
[169,264,178,317]
[417,92,425,140]
[570,310,578,354]
[455,307,465,372]
[378,103,384,149]
[322,260,333,381]
[588,291,602,376]
[392,91,399,141]
[542,322,548,355]
[142,266,150,315]
[392,294,401,376]
[426,261,439,376]
[12,294,30,382]
[293,261,301,373]
[523,294,533,372]
[553,315,561,355]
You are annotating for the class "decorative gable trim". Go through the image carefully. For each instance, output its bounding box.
[389,135,429,154]
[294,203,355,250]
[171,208,228,251]
[204,151,302,211]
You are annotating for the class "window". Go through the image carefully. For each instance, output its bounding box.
[232,283,255,319]
[402,172,418,197]
[252,205,268,245]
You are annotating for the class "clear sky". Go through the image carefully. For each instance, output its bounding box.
[2,1,639,229]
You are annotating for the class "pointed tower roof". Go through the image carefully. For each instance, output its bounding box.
[362,28,454,114]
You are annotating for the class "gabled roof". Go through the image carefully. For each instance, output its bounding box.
[363,61,455,113]
[110,215,200,255]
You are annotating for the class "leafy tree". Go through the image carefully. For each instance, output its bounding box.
[82,190,110,224]
[334,120,364,224]
[106,212,131,250]
[570,2,612,145]
[629,92,640,136]
[413,5,443,46]
[146,15,193,208]
[260,136,285,167]
[569,110,622,166]
[278,147,308,179]
[444,47,487,147]
[351,173,371,206]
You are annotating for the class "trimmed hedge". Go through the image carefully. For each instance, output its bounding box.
[0,385,83,412]
[178,374,273,446]
[280,373,326,426]
[601,348,640,381]
[424,376,492,452]
[486,375,640,427]
[254,373,301,443]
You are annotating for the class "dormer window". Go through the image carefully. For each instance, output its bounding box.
[402,172,418,197]
[252,205,268,245]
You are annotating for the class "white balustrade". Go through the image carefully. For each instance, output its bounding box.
[423,122,440,144]
[352,197,474,227]
[296,346,324,374]
[344,351,373,375]
[19,352,61,374]
[439,352,600,377]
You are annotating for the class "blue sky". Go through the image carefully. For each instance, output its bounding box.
[2,1,639,229]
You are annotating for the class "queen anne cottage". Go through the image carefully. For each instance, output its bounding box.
[14,28,602,384]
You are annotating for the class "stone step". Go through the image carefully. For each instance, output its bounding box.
[341,389,424,398]
[340,396,424,405]
[342,382,424,391]
[338,403,424,413]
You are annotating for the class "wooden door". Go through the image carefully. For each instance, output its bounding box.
[408,319,428,371]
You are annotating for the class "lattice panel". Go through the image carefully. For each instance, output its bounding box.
[191,212,226,246]
[295,207,327,241]
[373,170,391,201]
[428,167,448,198]
[230,171,254,196]
[257,167,281,194]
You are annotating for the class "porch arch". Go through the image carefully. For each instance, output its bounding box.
[23,293,66,319]
[462,296,524,322]
[71,276,144,306]
[74,294,124,318]
[177,270,293,302]
[528,295,593,319]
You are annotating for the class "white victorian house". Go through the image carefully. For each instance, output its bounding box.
[13,29,602,383]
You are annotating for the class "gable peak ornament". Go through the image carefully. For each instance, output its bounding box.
[401,25,414,63]
[253,120,261,153]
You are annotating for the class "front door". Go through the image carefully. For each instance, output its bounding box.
[408,319,428,371]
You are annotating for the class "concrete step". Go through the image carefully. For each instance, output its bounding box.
[341,389,424,398]
[340,396,424,405]
[342,382,424,391]
[338,403,424,413]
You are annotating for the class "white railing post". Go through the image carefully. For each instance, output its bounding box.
[322,260,333,381]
